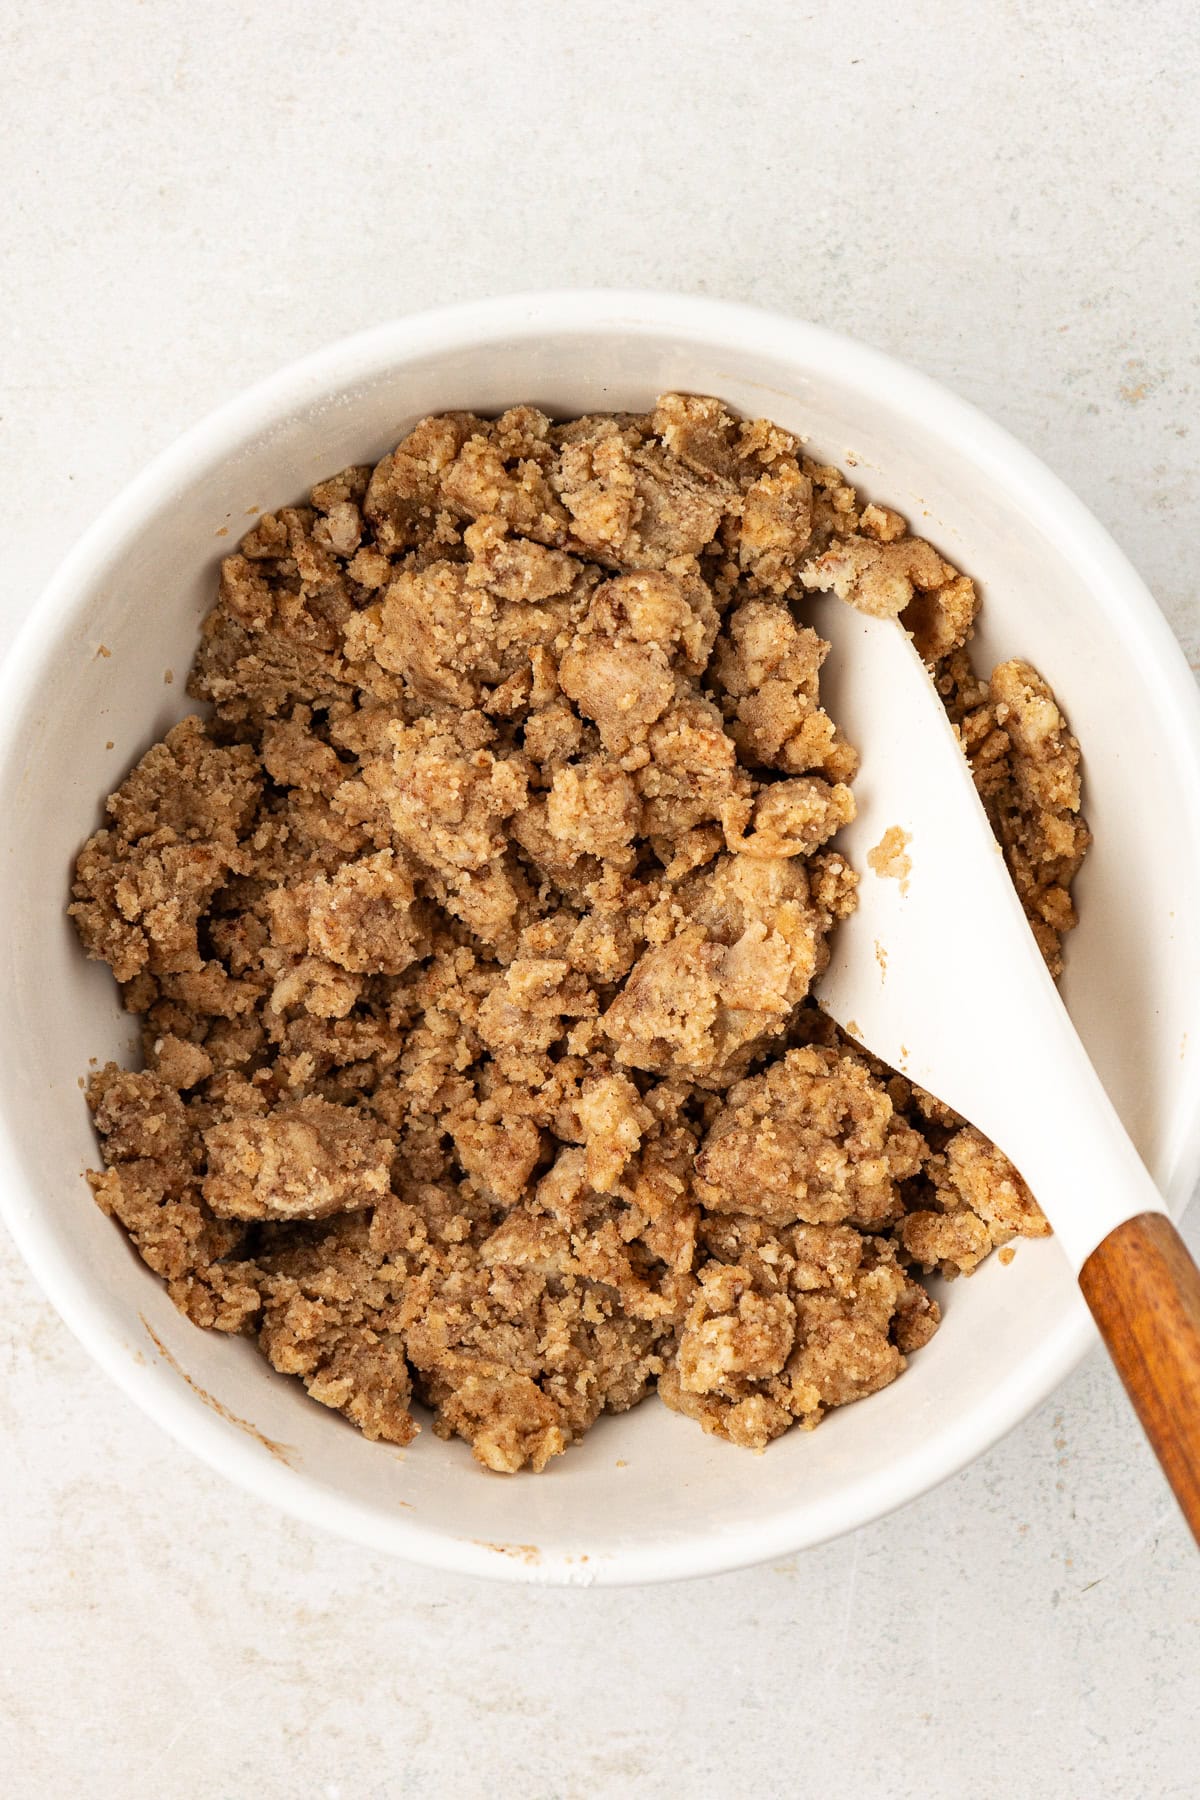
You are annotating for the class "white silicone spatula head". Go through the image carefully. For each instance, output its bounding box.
[807,597,1200,1545]
[807,593,1159,1274]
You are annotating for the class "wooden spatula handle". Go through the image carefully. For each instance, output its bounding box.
[1079,1212,1200,1544]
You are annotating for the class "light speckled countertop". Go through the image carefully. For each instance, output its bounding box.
[2,4,1197,1795]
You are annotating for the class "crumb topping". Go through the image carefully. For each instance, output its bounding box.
[70,395,1080,1470]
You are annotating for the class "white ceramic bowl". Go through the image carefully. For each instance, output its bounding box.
[2,292,1199,1586]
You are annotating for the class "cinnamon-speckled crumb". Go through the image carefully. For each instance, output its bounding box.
[867,825,912,891]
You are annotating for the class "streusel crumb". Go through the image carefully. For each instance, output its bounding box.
[70,395,1083,1470]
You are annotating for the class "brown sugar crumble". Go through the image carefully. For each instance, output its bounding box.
[69,395,1080,1473]
[867,825,912,891]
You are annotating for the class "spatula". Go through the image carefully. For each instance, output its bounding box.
[808,593,1200,1542]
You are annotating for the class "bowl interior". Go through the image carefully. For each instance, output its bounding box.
[3,299,1199,1583]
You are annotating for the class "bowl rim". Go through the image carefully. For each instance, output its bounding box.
[2,287,1199,1586]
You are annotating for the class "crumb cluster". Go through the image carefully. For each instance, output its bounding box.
[71,395,1083,1472]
